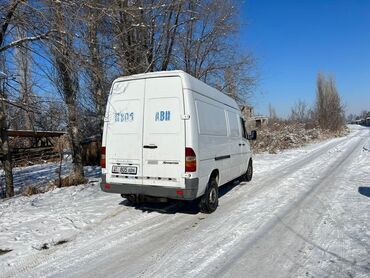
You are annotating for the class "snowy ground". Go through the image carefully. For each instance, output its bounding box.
[0,158,101,195]
[0,125,369,278]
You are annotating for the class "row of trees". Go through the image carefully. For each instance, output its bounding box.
[0,0,256,197]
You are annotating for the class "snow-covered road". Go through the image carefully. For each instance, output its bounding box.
[1,125,369,278]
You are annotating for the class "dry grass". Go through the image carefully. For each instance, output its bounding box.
[23,173,88,197]
[52,173,88,188]
[22,185,42,196]
[252,122,349,154]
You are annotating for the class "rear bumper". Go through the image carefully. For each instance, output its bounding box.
[100,174,199,200]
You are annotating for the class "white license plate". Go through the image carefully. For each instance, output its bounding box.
[112,165,137,175]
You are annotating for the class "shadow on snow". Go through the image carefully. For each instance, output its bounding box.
[358,186,370,197]
[118,178,244,215]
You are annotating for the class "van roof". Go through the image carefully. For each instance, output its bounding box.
[113,70,239,110]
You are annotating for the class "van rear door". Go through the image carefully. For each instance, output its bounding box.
[105,79,145,185]
[106,76,185,188]
[142,77,185,187]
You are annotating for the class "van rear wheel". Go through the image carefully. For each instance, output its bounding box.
[124,194,140,205]
[199,178,219,213]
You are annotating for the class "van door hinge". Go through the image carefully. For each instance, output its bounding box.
[182,173,192,178]
[181,114,190,120]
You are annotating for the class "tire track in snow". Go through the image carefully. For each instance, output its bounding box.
[215,128,370,277]
[145,129,367,278]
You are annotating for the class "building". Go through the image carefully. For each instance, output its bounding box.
[240,105,269,128]
[366,117,370,126]
[251,116,269,127]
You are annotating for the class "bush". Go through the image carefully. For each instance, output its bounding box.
[252,121,348,154]
[22,186,42,196]
[55,173,87,188]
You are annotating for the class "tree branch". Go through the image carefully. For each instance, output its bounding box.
[0,98,40,113]
[0,30,59,53]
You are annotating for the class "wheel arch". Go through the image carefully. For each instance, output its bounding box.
[209,169,220,185]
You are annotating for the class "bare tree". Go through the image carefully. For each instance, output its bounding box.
[0,0,25,197]
[76,1,111,134]
[14,27,34,130]
[47,0,85,183]
[268,103,277,120]
[315,73,345,131]
[104,0,255,103]
[360,110,368,119]
[289,100,312,123]
[1,0,257,197]
[33,99,67,131]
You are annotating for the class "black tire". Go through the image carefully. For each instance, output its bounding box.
[244,159,253,182]
[125,194,139,205]
[199,177,219,213]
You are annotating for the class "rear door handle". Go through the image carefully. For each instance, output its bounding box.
[143,145,158,149]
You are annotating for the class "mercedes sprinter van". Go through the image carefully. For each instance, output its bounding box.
[100,70,256,213]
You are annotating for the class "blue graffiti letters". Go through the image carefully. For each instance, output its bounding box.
[114,112,134,122]
[155,110,171,121]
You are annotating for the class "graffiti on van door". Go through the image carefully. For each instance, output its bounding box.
[114,112,134,122]
[155,111,171,121]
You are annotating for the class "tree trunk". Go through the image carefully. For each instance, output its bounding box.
[0,0,20,198]
[15,27,33,130]
[87,10,105,134]
[65,91,84,180]
[54,54,84,181]
[51,1,84,182]
[0,95,14,197]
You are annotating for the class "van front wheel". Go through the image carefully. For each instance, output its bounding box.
[199,178,219,213]
[243,159,253,182]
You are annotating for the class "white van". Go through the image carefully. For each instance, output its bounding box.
[100,70,256,213]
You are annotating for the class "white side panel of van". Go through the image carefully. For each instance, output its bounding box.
[142,77,185,187]
[194,96,233,188]
[105,80,145,185]
[226,110,244,179]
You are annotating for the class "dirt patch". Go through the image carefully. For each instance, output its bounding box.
[0,249,12,255]
[54,239,69,246]
[33,239,70,251]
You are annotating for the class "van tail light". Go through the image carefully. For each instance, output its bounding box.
[101,146,106,169]
[185,147,196,172]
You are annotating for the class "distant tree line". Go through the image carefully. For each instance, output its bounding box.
[0,0,256,197]
[346,111,370,124]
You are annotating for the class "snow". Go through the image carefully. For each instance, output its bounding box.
[0,125,369,277]
[0,158,101,195]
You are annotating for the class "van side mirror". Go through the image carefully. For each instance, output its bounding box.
[248,130,257,140]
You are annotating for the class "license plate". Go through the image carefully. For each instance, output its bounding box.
[112,165,137,175]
